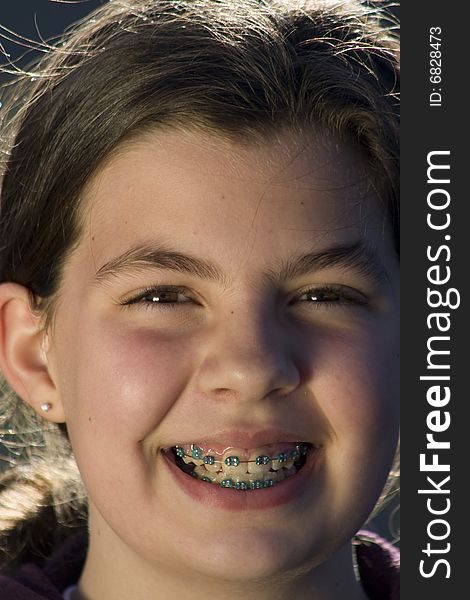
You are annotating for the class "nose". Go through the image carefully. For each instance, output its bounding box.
[195,310,301,403]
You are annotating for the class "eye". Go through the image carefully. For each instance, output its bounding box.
[121,286,195,310]
[295,285,368,308]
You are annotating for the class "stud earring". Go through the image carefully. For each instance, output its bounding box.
[40,402,52,413]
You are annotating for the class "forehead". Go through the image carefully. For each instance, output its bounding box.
[76,127,393,276]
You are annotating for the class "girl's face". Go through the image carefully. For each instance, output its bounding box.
[47,129,399,591]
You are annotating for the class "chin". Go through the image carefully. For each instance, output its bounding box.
[188,528,313,583]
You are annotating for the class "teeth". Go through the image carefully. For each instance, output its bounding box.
[199,453,219,472]
[222,449,248,477]
[284,465,297,479]
[190,464,300,488]
[194,465,207,478]
[213,472,226,484]
[247,451,271,476]
[271,453,285,471]
[173,442,310,487]
[272,454,295,470]
[269,468,293,483]
[272,451,293,470]
[234,481,249,490]
[267,470,279,483]
[183,455,203,466]
[193,465,219,483]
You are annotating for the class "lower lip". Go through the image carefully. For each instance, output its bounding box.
[161,447,321,511]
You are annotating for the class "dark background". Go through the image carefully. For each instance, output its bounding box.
[0,0,103,86]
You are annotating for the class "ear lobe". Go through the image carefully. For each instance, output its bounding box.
[0,283,65,423]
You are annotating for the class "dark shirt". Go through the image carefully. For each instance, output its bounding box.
[0,530,399,599]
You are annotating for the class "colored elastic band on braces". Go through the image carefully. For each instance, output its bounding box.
[188,473,276,490]
[220,478,275,490]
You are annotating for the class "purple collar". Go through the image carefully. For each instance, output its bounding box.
[0,529,399,599]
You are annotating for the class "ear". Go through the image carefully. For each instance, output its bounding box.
[0,283,65,423]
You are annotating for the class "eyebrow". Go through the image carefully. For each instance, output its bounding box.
[94,239,388,287]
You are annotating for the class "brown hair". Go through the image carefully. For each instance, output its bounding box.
[0,0,399,572]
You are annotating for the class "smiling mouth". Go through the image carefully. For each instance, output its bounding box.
[164,442,311,490]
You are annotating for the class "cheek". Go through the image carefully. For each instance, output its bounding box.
[313,322,399,453]
[56,318,200,513]
[308,323,399,522]
[59,319,196,442]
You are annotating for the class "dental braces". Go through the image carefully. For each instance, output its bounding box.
[194,473,277,490]
[175,443,309,466]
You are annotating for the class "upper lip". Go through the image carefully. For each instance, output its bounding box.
[166,426,316,449]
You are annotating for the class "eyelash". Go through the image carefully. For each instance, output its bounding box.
[120,285,368,311]
[296,286,367,308]
[121,286,194,311]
